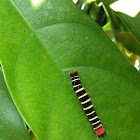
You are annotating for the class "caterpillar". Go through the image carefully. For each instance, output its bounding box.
[69,70,106,138]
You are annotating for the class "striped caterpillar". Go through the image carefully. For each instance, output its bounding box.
[69,70,106,138]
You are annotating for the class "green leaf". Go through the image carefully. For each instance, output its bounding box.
[0,69,31,140]
[0,0,140,139]
[109,0,140,43]
[102,0,140,54]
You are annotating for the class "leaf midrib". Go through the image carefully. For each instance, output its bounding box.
[9,0,140,87]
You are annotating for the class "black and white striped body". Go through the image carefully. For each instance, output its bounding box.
[69,71,106,137]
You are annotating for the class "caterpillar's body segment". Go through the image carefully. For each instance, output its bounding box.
[69,70,106,138]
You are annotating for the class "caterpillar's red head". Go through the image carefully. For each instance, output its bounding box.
[69,70,78,77]
[94,126,106,138]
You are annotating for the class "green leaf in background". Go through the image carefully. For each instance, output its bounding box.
[107,0,140,42]
[0,69,31,140]
[0,0,140,139]
[102,0,140,55]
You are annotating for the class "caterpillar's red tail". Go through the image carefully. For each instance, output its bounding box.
[94,126,106,138]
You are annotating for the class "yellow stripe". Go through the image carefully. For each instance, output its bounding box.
[73,84,81,88]
[78,93,87,99]
[72,78,80,82]
[75,87,84,93]
[81,98,91,104]
[86,111,95,116]
[89,116,98,121]
[92,120,101,126]
[83,104,93,111]
[93,124,103,130]
[74,76,79,78]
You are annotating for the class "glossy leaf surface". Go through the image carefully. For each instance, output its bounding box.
[0,0,140,139]
[0,69,30,140]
